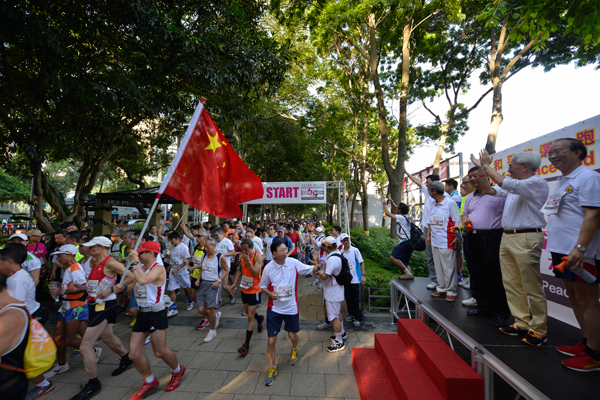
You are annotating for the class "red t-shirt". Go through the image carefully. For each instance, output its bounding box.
[285,232,301,256]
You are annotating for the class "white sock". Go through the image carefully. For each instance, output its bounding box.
[37,378,50,387]
[172,365,181,374]
[406,269,413,276]
[145,374,155,383]
[335,332,343,344]
[340,320,344,334]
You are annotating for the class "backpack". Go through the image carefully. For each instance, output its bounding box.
[328,253,353,286]
[0,304,57,379]
[399,216,426,252]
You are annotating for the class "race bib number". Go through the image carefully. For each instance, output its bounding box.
[240,275,254,289]
[193,256,202,266]
[430,215,444,229]
[111,251,121,260]
[202,263,213,273]
[134,285,147,303]
[543,191,565,215]
[87,280,99,297]
[276,285,293,302]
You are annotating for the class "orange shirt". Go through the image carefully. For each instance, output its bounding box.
[240,253,261,294]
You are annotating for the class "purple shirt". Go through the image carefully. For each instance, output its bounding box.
[463,190,506,230]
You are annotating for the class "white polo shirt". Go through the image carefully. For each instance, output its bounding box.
[342,246,364,284]
[493,175,549,230]
[322,251,344,302]
[421,184,450,225]
[260,258,313,315]
[546,165,600,258]
[426,197,461,249]
[216,238,235,267]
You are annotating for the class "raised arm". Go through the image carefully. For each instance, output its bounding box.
[404,163,423,186]
[382,199,397,219]
[470,153,496,196]
[479,149,505,187]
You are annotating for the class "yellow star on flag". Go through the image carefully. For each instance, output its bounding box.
[205,131,222,152]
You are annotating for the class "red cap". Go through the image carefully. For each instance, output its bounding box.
[136,241,161,254]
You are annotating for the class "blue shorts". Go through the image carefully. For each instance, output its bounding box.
[60,305,89,322]
[129,294,138,308]
[391,240,413,266]
[266,308,300,337]
[551,252,600,283]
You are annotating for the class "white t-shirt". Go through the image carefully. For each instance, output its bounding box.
[22,252,41,273]
[170,242,191,276]
[216,238,235,267]
[343,246,365,284]
[395,215,412,241]
[264,236,274,260]
[546,165,600,258]
[426,197,461,249]
[252,236,263,250]
[7,269,40,314]
[322,251,344,302]
[493,175,549,229]
[260,258,313,315]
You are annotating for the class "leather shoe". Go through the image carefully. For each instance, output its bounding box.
[467,309,492,317]
[493,316,508,327]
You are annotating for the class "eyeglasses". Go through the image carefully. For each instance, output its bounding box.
[547,149,567,157]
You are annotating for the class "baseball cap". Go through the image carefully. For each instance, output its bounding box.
[8,233,28,242]
[137,241,161,254]
[315,227,324,233]
[276,226,285,232]
[322,236,337,247]
[82,236,112,248]
[51,244,78,256]
[339,233,350,241]
[27,229,43,237]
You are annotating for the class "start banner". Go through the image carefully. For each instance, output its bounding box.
[493,114,600,328]
[243,182,327,205]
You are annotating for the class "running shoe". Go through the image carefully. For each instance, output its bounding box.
[111,354,133,376]
[556,341,586,357]
[431,291,442,297]
[70,380,101,400]
[522,331,548,347]
[94,347,102,363]
[238,342,249,356]
[166,365,186,392]
[167,308,178,317]
[499,323,528,337]
[353,320,363,327]
[196,319,210,330]
[344,315,355,322]
[230,288,236,305]
[43,362,70,378]
[144,335,151,345]
[329,331,348,342]
[186,302,194,311]
[316,321,331,331]
[446,295,456,302]
[214,311,221,329]
[290,348,298,366]
[561,353,600,372]
[131,377,159,400]
[265,366,278,386]
[71,349,81,357]
[257,314,264,333]
[426,282,437,289]
[326,341,346,353]
[462,297,477,307]
[204,329,218,343]
[25,382,54,400]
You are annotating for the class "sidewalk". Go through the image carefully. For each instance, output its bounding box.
[36,274,392,400]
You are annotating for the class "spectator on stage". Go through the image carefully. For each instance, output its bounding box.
[404,169,450,289]
[473,150,550,346]
[458,178,475,292]
[544,138,600,372]
[462,165,510,327]
[382,199,414,279]
[444,178,462,207]
[425,182,460,302]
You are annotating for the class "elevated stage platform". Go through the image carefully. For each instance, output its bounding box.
[390,277,599,400]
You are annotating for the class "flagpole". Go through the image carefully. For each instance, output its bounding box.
[173,204,190,231]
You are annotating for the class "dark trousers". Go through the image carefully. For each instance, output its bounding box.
[463,229,510,318]
[344,283,363,322]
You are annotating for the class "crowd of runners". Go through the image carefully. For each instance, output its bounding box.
[0,218,366,399]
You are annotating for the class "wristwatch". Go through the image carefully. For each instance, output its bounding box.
[131,261,140,266]
[575,244,587,253]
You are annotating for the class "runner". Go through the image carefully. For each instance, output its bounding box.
[115,241,186,399]
[70,236,135,400]
[195,238,229,342]
[263,226,275,270]
[191,230,210,330]
[231,239,264,356]
[166,232,193,317]
[44,244,88,379]
[228,232,241,305]
[6,233,41,286]
[212,226,236,309]
[260,241,319,386]
[285,224,301,260]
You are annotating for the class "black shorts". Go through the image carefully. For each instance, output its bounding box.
[191,276,199,290]
[230,263,239,276]
[241,291,261,306]
[88,300,118,327]
[133,309,168,333]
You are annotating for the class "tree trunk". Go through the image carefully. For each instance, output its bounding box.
[350,191,357,229]
[485,78,503,154]
[360,102,369,234]
[30,160,54,233]
[432,122,450,174]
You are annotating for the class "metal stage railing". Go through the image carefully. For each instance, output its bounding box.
[389,278,549,400]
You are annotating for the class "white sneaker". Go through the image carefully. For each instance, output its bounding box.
[462,297,478,307]
[214,311,221,329]
[186,302,194,311]
[344,315,355,322]
[167,308,178,318]
[230,289,236,305]
[44,362,70,378]
[426,282,437,290]
[144,335,151,345]
[204,329,218,342]
[458,277,470,287]
[316,321,331,330]
[95,347,102,363]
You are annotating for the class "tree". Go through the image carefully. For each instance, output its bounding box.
[0,171,30,203]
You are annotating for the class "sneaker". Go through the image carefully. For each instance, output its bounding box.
[230,289,236,305]
[499,323,528,337]
[353,320,363,327]
[43,362,70,378]
[131,377,159,400]
[71,349,81,357]
[265,366,278,386]
[94,347,102,363]
[214,311,221,329]
[26,382,54,400]
[215,300,225,309]
[167,308,178,317]
[557,342,586,357]
[166,365,186,392]
[111,354,133,376]
[186,302,194,311]
[312,279,320,286]
[144,335,151,345]
[561,353,600,372]
[431,291,442,297]
[462,297,477,307]
[426,282,437,290]
[305,274,312,278]
[459,278,470,289]
[399,273,414,280]
[196,319,210,330]
[70,380,101,400]
[257,315,264,333]
[291,348,298,366]
[329,331,348,342]
[129,318,136,328]
[446,295,456,302]
[522,331,548,347]
[204,329,218,343]
[316,321,331,331]
[326,341,346,353]
[238,342,249,356]
[51,315,59,323]
[344,315,355,322]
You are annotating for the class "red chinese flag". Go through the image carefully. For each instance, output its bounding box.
[158,101,264,218]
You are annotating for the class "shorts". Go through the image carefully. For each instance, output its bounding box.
[241,291,261,306]
[391,240,413,266]
[132,309,168,333]
[191,276,199,290]
[325,300,342,322]
[196,280,219,309]
[129,294,138,308]
[32,306,49,326]
[88,300,118,327]
[266,308,300,337]
[230,263,239,277]
[168,273,191,291]
[551,252,600,283]
[60,305,89,322]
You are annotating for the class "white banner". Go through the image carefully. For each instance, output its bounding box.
[243,181,327,204]
[493,114,600,328]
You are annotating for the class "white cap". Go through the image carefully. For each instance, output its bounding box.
[51,244,78,256]
[322,236,337,246]
[8,233,28,242]
[315,227,324,233]
[339,233,349,241]
[82,236,112,248]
